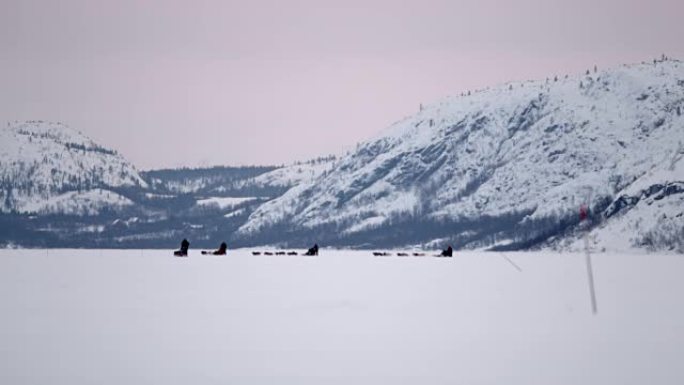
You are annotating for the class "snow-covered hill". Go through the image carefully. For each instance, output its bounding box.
[236,157,336,190]
[238,60,684,251]
[0,121,146,215]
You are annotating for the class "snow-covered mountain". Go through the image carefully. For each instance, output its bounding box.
[3,60,683,251]
[0,122,337,246]
[238,59,684,251]
[0,121,146,215]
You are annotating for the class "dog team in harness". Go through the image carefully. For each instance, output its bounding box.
[174,240,454,258]
[174,239,320,257]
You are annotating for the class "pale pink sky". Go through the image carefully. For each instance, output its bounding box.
[2,0,683,169]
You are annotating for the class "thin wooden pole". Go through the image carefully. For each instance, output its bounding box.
[584,233,598,314]
[582,188,598,315]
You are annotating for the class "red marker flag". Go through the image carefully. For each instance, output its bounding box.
[579,204,588,221]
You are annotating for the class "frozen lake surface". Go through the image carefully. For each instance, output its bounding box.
[1,249,682,384]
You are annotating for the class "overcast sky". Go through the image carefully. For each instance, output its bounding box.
[2,0,683,169]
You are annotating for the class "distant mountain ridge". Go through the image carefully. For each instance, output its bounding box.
[142,166,281,196]
[1,59,683,252]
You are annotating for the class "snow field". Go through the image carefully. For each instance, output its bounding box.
[0,249,682,384]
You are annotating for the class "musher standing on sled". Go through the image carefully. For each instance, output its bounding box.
[174,239,190,257]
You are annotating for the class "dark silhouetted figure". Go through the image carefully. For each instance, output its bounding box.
[441,245,453,257]
[174,239,190,257]
[304,243,319,256]
[202,242,227,255]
